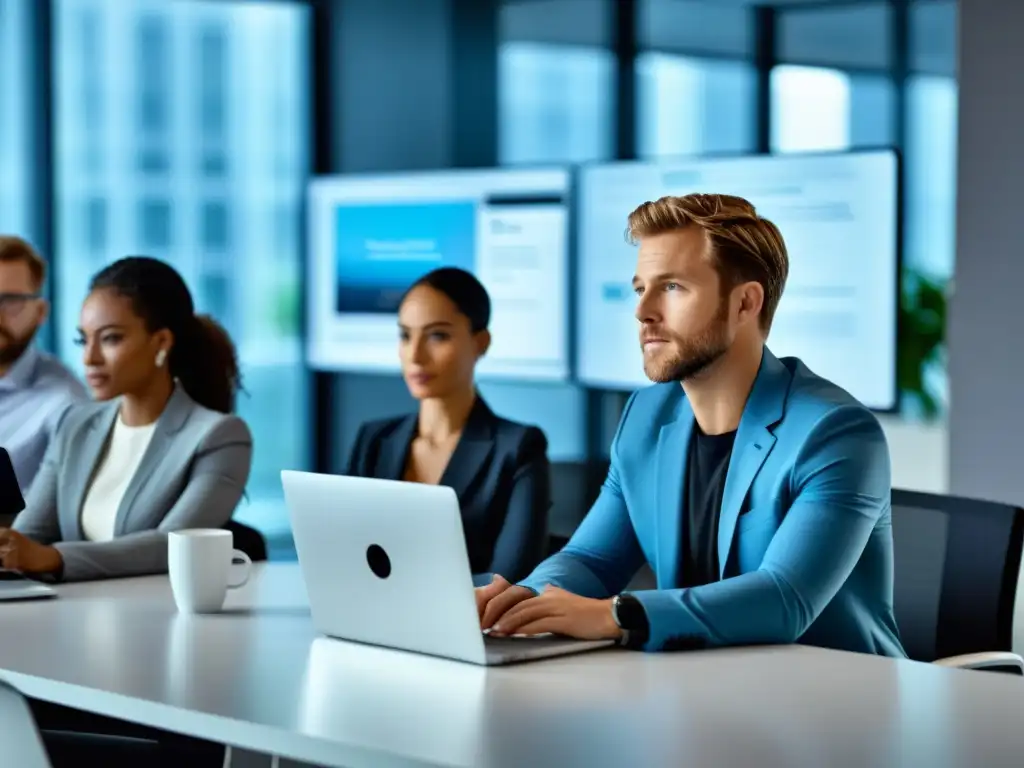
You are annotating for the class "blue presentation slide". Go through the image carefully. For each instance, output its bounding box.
[307,167,571,379]
[334,201,476,313]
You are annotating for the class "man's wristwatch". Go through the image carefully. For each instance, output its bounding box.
[610,592,649,649]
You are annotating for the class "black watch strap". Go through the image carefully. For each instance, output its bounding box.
[614,593,650,649]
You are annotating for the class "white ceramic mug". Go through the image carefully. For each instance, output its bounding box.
[168,529,252,614]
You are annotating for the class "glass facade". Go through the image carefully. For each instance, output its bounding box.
[636,53,757,158]
[498,41,615,166]
[53,0,310,545]
[0,0,34,243]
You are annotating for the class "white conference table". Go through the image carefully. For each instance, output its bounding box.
[0,563,1022,768]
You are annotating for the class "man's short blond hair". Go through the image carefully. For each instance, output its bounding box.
[626,193,789,331]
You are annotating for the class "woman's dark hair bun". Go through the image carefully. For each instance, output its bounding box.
[404,267,490,333]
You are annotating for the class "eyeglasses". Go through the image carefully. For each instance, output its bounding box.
[0,293,40,319]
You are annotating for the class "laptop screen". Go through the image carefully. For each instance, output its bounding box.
[0,448,24,518]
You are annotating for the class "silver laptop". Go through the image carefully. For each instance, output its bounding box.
[0,450,55,602]
[0,571,55,602]
[282,470,614,665]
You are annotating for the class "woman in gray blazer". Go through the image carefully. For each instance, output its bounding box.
[0,256,253,582]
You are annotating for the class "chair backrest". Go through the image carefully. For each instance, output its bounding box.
[891,489,1024,662]
[548,460,609,540]
[225,519,268,562]
[546,459,656,588]
[0,680,53,767]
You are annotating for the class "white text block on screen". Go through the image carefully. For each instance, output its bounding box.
[576,149,899,410]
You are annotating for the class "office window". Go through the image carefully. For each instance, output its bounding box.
[910,0,956,78]
[197,23,228,179]
[906,0,956,282]
[54,0,311,554]
[770,65,895,153]
[848,75,896,148]
[84,197,107,254]
[771,66,849,152]
[137,146,170,175]
[201,152,227,177]
[901,1,956,419]
[903,75,956,417]
[500,0,611,50]
[72,4,104,175]
[137,198,172,250]
[905,76,957,282]
[498,42,614,165]
[636,53,756,159]
[200,200,229,252]
[199,272,232,326]
[136,14,170,135]
[197,25,227,140]
[777,3,892,71]
[638,0,753,59]
[0,0,35,242]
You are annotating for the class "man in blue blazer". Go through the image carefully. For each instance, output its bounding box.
[477,193,905,657]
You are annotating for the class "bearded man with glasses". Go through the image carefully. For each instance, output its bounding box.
[0,237,85,501]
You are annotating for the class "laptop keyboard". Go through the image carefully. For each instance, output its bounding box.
[483,632,576,651]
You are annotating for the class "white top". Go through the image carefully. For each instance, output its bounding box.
[0,565,1023,768]
[79,417,157,542]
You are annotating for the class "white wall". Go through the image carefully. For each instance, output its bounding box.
[879,417,948,494]
[947,0,1024,507]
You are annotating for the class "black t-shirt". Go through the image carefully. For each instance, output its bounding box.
[680,425,737,588]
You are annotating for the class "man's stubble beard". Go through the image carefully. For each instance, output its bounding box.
[642,301,731,384]
[0,328,37,368]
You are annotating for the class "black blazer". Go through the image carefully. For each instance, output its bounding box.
[344,397,550,582]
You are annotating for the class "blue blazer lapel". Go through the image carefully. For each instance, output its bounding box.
[378,396,495,494]
[655,393,694,588]
[378,415,417,481]
[438,396,494,499]
[717,348,789,576]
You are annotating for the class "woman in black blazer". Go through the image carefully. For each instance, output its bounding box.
[345,267,550,583]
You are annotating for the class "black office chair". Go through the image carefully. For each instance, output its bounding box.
[31,697,224,768]
[547,460,609,556]
[544,460,656,589]
[891,488,1024,673]
[225,519,268,562]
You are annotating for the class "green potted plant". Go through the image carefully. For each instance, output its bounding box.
[897,267,948,419]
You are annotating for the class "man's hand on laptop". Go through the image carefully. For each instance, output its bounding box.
[477,575,622,642]
[477,575,534,629]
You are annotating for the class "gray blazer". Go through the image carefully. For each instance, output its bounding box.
[14,386,253,582]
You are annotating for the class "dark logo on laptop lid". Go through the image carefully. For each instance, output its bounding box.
[366,544,391,579]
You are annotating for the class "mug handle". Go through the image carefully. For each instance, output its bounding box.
[228,549,252,589]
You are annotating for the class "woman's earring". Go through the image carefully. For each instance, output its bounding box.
[155,349,167,368]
